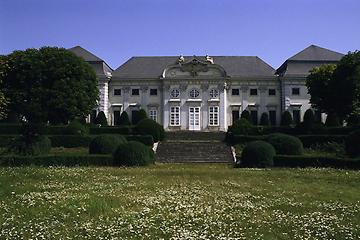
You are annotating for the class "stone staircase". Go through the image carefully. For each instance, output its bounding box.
[156,131,234,163]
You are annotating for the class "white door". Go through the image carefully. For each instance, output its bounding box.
[189,107,201,131]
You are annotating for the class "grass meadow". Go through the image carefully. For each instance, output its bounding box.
[0,164,359,239]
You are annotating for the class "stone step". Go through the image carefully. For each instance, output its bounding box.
[165,131,226,141]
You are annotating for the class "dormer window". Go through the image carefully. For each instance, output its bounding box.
[189,88,200,98]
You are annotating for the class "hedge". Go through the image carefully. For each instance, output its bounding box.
[125,135,154,146]
[89,126,133,135]
[0,154,113,167]
[273,155,360,169]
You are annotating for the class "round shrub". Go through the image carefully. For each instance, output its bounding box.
[89,134,127,154]
[345,129,360,157]
[281,111,293,126]
[66,120,88,135]
[260,112,270,126]
[228,118,257,135]
[240,141,276,168]
[7,135,51,156]
[113,141,154,166]
[266,133,304,155]
[136,118,164,142]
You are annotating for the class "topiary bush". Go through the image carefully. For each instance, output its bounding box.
[260,112,270,126]
[113,141,154,166]
[281,111,293,126]
[240,141,276,168]
[7,135,51,156]
[303,109,315,129]
[228,118,257,135]
[89,135,127,154]
[95,111,108,126]
[118,111,131,126]
[345,129,360,157]
[265,133,304,155]
[66,119,89,135]
[240,110,252,123]
[138,109,148,121]
[135,118,164,142]
[325,113,341,127]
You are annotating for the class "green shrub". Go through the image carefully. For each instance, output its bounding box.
[260,112,270,126]
[266,133,303,155]
[125,135,154,146]
[94,111,108,126]
[138,109,148,120]
[131,110,141,125]
[118,111,131,126]
[89,126,132,135]
[113,141,154,166]
[325,113,341,127]
[303,109,315,130]
[347,114,360,126]
[240,110,251,123]
[7,135,51,156]
[281,111,293,126]
[345,130,360,157]
[228,118,257,135]
[240,141,276,168]
[135,118,164,142]
[49,135,93,148]
[66,120,88,135]
[89,135,127,154]
[0,124,22,134]
[298,135,346,148]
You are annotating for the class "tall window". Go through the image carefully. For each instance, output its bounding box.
[269,110,276,125]
[209,106,219,126]
[170,106,180,126]
[250,110,258,125]
[113,110,121,125]
[149,109,157,122]
[293,110,301,124]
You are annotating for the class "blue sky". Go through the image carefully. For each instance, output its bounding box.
[1,0,359,69]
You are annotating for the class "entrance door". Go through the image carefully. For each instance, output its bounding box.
[189,107,201,131]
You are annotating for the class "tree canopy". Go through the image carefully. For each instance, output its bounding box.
[0,56,8,119]
[0,47,99,124]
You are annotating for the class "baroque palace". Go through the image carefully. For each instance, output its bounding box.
[69,45,343,131]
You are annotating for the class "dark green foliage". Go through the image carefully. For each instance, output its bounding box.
[89,135,127,154]
[347,114,360,126]
[0,154,113,167]
[298,135,346,148]
[94,111,108,126]
[89,126,132,135]
[49,135,93,148]
[113,141,155,167]
[240,110,251,123]
[274,155,360,169]
[66,120,89,135]
[260,112,270,126]
[228,118,257,135]
[303,109,315,129]
[281,111,293,126]
[135,118,165,142]
[138,109,148,121]
[240,141,276,168]
[0,124,22,134]
[265,133,303,155]
[325,113,341,127]
[7,135,51,156]
[345,130,360,157]
[125,135,154,146]
[0,47,99,124]
[131,110,141,125]
[0,111,20,123]
[118,111,131,126]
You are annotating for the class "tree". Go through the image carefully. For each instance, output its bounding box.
[118,111,131,125]
[281,111,293,126]
[0,47,99,124]
[259,112,270,126]
[325,113,340,127]
[0,56,8,119]
[94,111,108,126]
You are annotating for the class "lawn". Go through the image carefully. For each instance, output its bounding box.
[0,164,359,239]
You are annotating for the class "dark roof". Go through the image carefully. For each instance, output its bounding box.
[68,46,103,62]
[113,56,275,78]
[288,45,344,61]
[276,45,344,76]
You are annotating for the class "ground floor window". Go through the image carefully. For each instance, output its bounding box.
[232,110,240,124]
[170,106,180,126]
[250,110,258,125]
[149,109,157,122]
[113,110,121,125]
[209,106,219,126]
[293,110,301,124]
[269,110,276,126]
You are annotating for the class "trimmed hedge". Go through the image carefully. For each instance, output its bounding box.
[89,135,127,154]
[7,135,51,156]
[240,141,276,168]
[0,154,113,167]
[345,130,360,157]
[265,133,303,155]
[125,135,154,146]
[89,126,133,135]
[135,118,165,143]
[0,124,22,135]
[274,155,360,169]
[113,141,154,166]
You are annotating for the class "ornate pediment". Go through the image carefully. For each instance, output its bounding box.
[180,58,210,77]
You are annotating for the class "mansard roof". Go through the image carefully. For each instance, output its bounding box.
[112,56,275,78]
[68,46,112,78]
[276,45,344,76]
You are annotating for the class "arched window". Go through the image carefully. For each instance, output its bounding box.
[189,88,200,98]
[170,88,180,98]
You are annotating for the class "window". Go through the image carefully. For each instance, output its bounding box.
[114,89,121,96]
[269,110,276,125]
[189,88,200,98]
[150,89,157,96]
[293,110,301,124]
[250,89,258,96]
[170,88,180,98]
[170,106,180,126]
[250,110,258,125]
[209,106,219,126]
[132,89,140,96]
[113,110,121,125]
[209,89,219,98]
[231,89,240,95]
[292,88,300,95]
[149,109,157,122]
[232,110,240,124]
[268,89,276,96]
